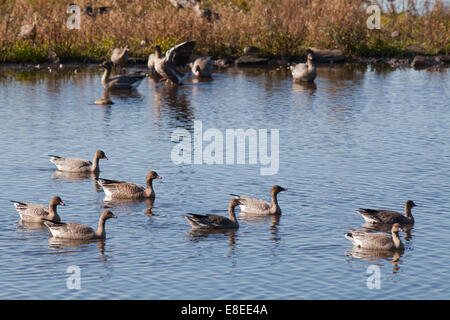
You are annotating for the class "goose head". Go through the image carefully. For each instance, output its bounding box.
[101,210,117,220]
[95,150,108,160]
[50,196,65,207]
[271,185,287,194]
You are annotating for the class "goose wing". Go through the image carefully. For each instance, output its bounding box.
[45,221,95,239]
[236,195,271,214]
[98,178,145,196]
[49,155,92,171]
[165,41,196,67]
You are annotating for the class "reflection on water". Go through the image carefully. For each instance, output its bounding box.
[346,247,404,273]
[48,237,106,255]
[103,198,155,216]
[0,63,449,299]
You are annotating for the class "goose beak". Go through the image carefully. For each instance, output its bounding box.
[112,214,118,219]
[60,201,65,206]
[156,176,162,179]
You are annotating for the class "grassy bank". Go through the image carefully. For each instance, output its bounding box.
[0,0,448,63]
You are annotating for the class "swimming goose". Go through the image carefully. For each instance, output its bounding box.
[232,185,286,215]
[49,150,108,172]
[356,200,417,225]
[11,196,65,223]
[110,45,129,70]
[290,51,317,82]
[190,57,213,78]
[185,198,241,229]
[44,210,117,240]
[97,170,162,200]
[345,223,404,250]
[100,61,146,90]
[152,40,196,85]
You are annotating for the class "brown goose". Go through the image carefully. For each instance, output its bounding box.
[356,200,417,225]
[290,51,317,82]
[345,223,404,251]
[49,150,108,172]
[100,61,146,90]
[152,40,196,85]
[11,196,65,223]
[110,45,129,70]
[185,198,241,229]
[232,185,287,215]
[190,57,213,78]
[44,210,117,240]
[98,170,162,200]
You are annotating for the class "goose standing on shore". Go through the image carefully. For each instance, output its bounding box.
[356,200,417,225]
[290,50,317,82]
[152,40,196,85]
[345,223,404,251]
[49,150,108,173]
[185,198,241,229]
[44,210,117,240]
[232,185,287,215]
[190,56,213,78]
[100,61,145,90]
[98,170,162,200]
[11,196,65,223]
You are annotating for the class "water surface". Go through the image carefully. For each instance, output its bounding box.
[0,63,449,299]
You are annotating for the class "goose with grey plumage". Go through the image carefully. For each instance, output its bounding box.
[97,170,162,200]
[190,56,213,78]
[232,185,286,215]
[11,196,65,223]
[100,61,146,90]
[49,150,108,172]
[290,50,317,82]
[44,210,117,240]
[185,198,241,229]
[345,223,404,251]
[356,200,417,225]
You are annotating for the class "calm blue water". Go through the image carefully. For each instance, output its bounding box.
[0,63,449,299]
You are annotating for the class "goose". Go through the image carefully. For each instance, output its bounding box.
[44,210,117,240]
[193,0,220,21]
[110,45,129,71]
[49,150,108,173]
[18,14,38,40]
[152,40,196,85]
[190,57,213,78]
[185,198,241,229]
[345,223,404,250]
[232,185,286,215]
[148,53,157,74]
[97,170,162,200]
[11,196,65,223]
[290,51,317,82]
[356,200,417,225]
[100,61,146,90]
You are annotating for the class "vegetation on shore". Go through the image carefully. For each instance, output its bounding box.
[0,0,448,63]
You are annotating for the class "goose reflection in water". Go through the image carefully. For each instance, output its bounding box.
[347,247,404,273]
[103,197,155,216]
[153,83,194,128]
[51,170,102,192]
[187,228,237,247]
[48,237,107,255]
[292,81,317,97]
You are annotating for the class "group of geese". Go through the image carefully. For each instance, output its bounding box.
[98,40,317,96]
[11,150,418,253]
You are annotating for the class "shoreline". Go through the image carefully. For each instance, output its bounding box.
[1,53,448,73]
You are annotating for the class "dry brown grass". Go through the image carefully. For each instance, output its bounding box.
[0,0,448,62]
